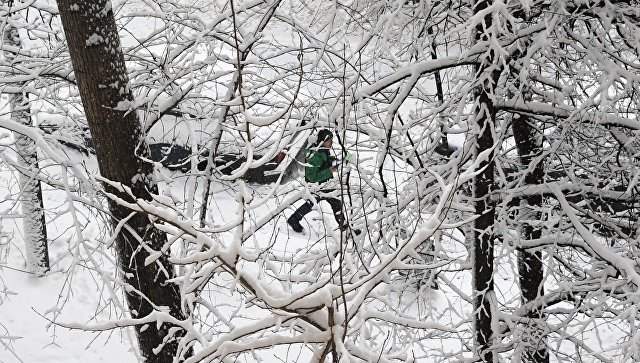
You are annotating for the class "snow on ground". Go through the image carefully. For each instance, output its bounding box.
[0,145,138,362]
[0,264,137,362]
[4,2,628,361]
[0,119,625,361]
[0,152,393,362]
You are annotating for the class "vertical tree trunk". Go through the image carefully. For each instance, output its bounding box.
[4,23,50,276]
[472,0,499,361]
[513,114,549,363]
[55,1,189,361]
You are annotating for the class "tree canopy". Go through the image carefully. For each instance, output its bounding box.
[2,0,640,362]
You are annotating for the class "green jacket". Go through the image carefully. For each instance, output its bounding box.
[305,148,333,183]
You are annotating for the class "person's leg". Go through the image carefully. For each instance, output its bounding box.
[288,200,313,232]
[324,196,361,235]
[324,197,344,227]
[292,200,313,220]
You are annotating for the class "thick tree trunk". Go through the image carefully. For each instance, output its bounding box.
[472,87,497,363]
[513,114,549,363]
[4,23,50,276]
[55,1,188,361]
[472,0,499,361]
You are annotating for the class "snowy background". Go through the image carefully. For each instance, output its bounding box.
[2,0,638,362]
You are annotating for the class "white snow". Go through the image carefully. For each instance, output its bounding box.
[85,33,105,47]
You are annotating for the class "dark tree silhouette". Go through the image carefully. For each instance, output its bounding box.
[55,1,189,361]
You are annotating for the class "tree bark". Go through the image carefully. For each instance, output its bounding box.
[55,1,189,361]
[513,114,549,363]
[4,23,50,276]
[427,25,451,158]
[472,0,499,361]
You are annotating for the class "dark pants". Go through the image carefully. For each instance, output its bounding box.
[290,195,343,226]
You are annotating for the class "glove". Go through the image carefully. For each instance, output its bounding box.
[343,152,354,163]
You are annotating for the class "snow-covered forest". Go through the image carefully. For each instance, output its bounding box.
[2,0,640,362]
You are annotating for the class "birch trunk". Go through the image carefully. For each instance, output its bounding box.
[4,24,50,276]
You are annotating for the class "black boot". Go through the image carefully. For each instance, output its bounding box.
[287,215,304,233]
[334,212,345,228]
[340,225,361,236]
[336,213,361,236]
